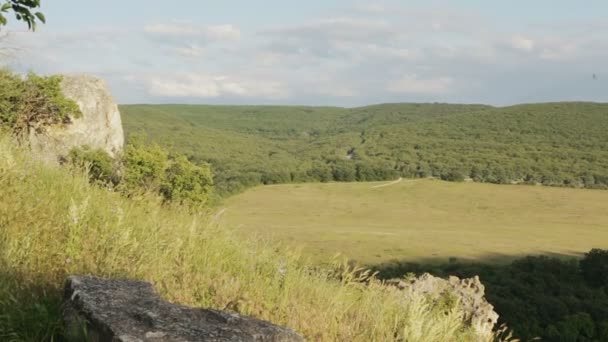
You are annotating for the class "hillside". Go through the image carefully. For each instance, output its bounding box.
[121,102,608,195]
[0,136,480,341]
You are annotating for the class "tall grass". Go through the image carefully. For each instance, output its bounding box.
[0,136,479,341]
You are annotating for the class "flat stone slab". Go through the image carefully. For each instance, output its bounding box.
[64,275,304,342]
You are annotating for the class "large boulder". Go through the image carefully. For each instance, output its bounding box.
[389,273,498,341]
[63,276,304,342]
[29,74,124,163]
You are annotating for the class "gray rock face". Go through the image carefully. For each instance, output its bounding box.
[63,276,304,342]
[29,74,124,163]
[389,273,498,341]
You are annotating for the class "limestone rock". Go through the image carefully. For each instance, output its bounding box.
[29,74,124,163]
[390,273,498,341]
[63,275,304,342]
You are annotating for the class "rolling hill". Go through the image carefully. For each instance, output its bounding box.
[121,102,608,195]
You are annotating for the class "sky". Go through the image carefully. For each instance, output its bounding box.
[1,0,607,106]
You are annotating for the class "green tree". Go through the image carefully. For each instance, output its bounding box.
[121,137,214,206]
[0,70,81,136]
[68,146,120,186]
[0,0,45,30]
[121,139,169,195]
[161,155,213,206]
[598,321,608,341]
[580,249,608,287]
[440,168,466,182]
[331,160,356,181]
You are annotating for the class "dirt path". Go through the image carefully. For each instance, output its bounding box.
[371,177,403,188]
[211,208,227,224]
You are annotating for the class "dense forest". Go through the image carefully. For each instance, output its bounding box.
[121,102,608,195]
[376,249,608,342]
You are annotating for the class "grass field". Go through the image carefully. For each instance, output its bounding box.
[221,179,608,265]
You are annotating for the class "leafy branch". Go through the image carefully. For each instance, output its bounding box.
[0,0,45,30]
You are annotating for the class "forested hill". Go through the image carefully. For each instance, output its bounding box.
[121,102,608,195]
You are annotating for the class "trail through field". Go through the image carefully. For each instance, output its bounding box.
[212,208,227,224]
[371,177,403,188]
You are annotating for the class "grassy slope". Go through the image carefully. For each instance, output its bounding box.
[0,137,478,341]
[221,179,608,265]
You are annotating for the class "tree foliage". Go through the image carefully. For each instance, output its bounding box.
[376,250,608,342]
[0,0,45,30]
[120,138,169,195]
[67,146,120,186]
[121,103,608,196]
[69,139,214,208]
[161,155,214,206]
[119,137,214,207]
[580,248,608,287]
[0,69,81,136]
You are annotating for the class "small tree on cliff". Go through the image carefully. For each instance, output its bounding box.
[0,0,45,30]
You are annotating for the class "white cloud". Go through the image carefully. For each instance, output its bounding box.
[539,44,579,61]
[169,45,205,58]
[5,3,608,105]
[144,23,241,41]
[510,35,535,52]
[387,75,454,94]
[141,74,288,99]
[353,3,386,14]
[261,17,394,42]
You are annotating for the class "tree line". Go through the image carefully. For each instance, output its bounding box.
[375,249,608,341]
[121,102,608,195]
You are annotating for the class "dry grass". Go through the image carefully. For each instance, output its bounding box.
[222,179,608,265]
[0,137,479,341]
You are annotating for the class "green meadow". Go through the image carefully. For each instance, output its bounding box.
[222,179,608,265]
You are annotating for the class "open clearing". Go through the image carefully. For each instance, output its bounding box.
[221,179,608,265]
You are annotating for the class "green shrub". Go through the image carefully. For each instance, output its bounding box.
[580,249,608,287]
[440,169,466,182]
[121,137,213,206]
[120,138,169,195]
[0,69,81,137]
[67,146,120,186]
[161,155,213,206]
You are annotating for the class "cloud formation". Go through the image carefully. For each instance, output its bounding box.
[387,75,454,94]
[2,2,607,105]
[144,23,241,41]
[142,73,287,98]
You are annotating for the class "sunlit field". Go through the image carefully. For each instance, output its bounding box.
[222,179,608,265]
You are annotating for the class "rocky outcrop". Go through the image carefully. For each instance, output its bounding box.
[29,75,124,163]
[63,276,304,342]
[389,273,498,341]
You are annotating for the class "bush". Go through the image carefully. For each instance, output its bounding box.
[67,146,120,186]
[120,139,169,195]
[441,169,466,182]
[120,137,213,207]
[161,155,213,206]
[580,249,608,287]
[0,69,81,137]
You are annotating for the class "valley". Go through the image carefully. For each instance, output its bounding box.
[221,179,608,265]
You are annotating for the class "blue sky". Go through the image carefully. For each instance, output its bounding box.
[1,0,607,106]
